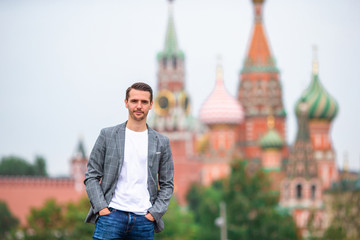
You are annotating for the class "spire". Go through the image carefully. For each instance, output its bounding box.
[253,0,265,22]
[158,0,184,60]
[312,45,319,76]
[74,137,87,159]
[242,0,277,73]
[216,55,224,84]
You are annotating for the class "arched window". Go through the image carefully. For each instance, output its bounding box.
[311,184,316,200]
[296,184,302,199]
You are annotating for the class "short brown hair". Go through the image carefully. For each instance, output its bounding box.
[126,82,153,102]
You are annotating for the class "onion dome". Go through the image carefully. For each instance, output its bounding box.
[295,48,339,120]
[259,116,283,149]
[200,59,244,125]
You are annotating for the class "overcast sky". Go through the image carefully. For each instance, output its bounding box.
[0,0,359,176]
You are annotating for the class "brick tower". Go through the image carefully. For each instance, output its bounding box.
[237,0,287,163]
[149,0,201,205]
[70,138,88,192]
[294,48,339,190]
[280,102,325,237]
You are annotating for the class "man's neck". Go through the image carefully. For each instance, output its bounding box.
[126,119,147,132]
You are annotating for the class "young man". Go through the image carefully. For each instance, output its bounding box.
[84,82,174,240]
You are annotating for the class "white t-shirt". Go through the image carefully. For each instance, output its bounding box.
[109,127,152,214]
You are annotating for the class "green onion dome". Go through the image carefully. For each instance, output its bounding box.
[259,128,284,149]
[295,57,338,121]
[259,116,284,149]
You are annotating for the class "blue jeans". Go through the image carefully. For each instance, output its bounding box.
[93,208,154,240]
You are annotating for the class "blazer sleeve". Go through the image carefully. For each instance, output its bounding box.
[148,137,174,222]
[84,129,108,213]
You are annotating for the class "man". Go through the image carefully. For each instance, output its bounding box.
[84,82,174,240]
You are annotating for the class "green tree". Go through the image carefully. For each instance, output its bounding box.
[320,191,360,240]
[188,160,300,240]
[225,160,299,240]
[0,155,48,176]
[0,156,34,176]
[33,156,48,177]
[22,198,94,240]
[25,199,65,240]
[155,197,199,240]
[0,201,19,239]
[63,198,94,240]
[187,182,223,239]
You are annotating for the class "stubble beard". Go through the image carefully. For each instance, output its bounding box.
[130,109,147,122]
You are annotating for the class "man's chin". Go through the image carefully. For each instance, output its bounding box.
[131,115,145,121]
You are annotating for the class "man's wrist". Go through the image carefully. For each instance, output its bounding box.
[99,207,110,216]
[145,212,155,222]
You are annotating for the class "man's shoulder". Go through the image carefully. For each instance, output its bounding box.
[100,122,126,135]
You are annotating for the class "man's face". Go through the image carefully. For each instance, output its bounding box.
[125,89,153,122]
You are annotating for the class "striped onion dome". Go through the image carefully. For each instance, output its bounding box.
[259,116,283,149]
[295,55,338,121]
[199,61,244,125]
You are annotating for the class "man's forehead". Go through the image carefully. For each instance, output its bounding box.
[128,89,151,99]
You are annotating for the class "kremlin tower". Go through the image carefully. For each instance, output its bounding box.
[237,0,287,164]
[151,0,192,134]
[199,58,244,185]
[149,0,202,205]
[70,138,88,192]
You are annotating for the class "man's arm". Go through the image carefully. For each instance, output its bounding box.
[148,137,174,222]
[84,129,109,214]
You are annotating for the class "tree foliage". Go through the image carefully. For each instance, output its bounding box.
[320,191,360,240]
[155,197,199,240]
[187,159,300,240]
[16,198,94,240]
[0,155,48,176]
[0,201,19,239]
[13,197,197,240]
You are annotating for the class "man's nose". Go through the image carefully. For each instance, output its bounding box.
[136,101,142,108]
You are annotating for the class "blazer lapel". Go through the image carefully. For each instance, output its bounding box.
[116,122,126,174]
[147,126,158,168]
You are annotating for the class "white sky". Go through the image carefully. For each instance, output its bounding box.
[0,0,359,176]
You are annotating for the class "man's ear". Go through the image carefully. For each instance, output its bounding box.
[124,99,128,109]
[149,101,153,110]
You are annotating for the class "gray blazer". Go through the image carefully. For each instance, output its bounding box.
[84,122,174,233]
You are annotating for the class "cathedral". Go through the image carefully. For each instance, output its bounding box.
[149,0,339,237]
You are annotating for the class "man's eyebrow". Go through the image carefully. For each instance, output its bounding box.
[130,99,150,103]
